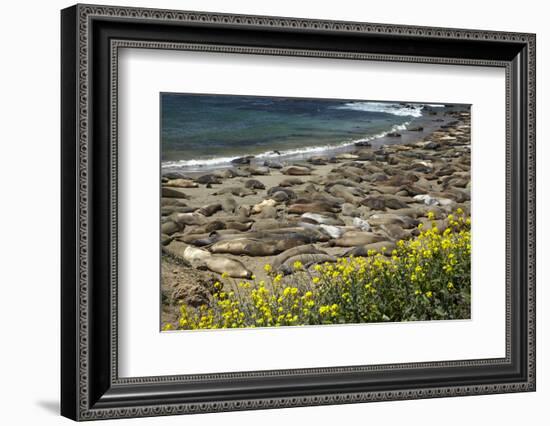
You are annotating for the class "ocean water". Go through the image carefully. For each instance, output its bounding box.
[161,94,443,171]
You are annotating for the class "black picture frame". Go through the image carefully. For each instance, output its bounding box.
[61,4,536,421]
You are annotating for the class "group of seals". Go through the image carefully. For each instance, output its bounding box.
[161,107,471,297]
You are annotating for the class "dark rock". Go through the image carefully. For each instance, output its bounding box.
[231,155,254,165]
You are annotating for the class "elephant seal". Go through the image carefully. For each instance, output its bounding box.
[269,191,289,203]
[252,199,277,214]
[318,224,345,239]
[161,233,173,246]
[197,203,222,217]
[162,241,191,265]
[279,178,303,187]
[281,165,312,176]
[221,197,237,213]
[161,221,183,235]
[345,241,396,257]
[301,212,344,226]
[257,206,278,219]
[328,184,362,204]
[208,234,315,257]
[164,178,198,188]
[170,212,206,226]
[351,217,371,231]
[244,179,266,190]
[267,186,297,199]
[189,220,226,234]
[287,202,340,215]
[367,214,419,228]
[213,187,256,197]
[161,187,191,199]
[225,221,253,232]
[271,244,326,269]
[204,256,252,279]
[330,231,385,247]
[196,174,222,185]
[247,166,270,176]
[183,246,211,264]
[208,238,279,256]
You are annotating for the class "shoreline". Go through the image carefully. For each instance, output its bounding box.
[160,106,471,327]
[161,105,466,175]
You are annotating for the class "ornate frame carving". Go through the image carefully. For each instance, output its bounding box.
[61,4,536,421]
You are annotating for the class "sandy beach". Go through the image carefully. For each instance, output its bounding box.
[160,107,471,327]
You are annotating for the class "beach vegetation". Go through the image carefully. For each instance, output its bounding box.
[164,210,471,330]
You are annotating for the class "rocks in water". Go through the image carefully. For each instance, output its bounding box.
[281,165,312,176]
[354,141,372,147]
[231,155,254,165]
[408,126,424,132]
[386,132,401,137]
[244,179,266,190]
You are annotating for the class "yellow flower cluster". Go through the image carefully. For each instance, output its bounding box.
[167,210,471,330]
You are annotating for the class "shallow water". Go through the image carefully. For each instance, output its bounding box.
[161,93,449,171]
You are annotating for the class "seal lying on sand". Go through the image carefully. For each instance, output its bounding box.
[204,256,252,279]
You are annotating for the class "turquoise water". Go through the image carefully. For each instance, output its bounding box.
[161,94,439,170]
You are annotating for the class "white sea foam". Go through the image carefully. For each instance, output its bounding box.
[162,121,410,171]
[333,102,441,118]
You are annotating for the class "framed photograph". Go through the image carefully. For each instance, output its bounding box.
[61,4,536,421]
